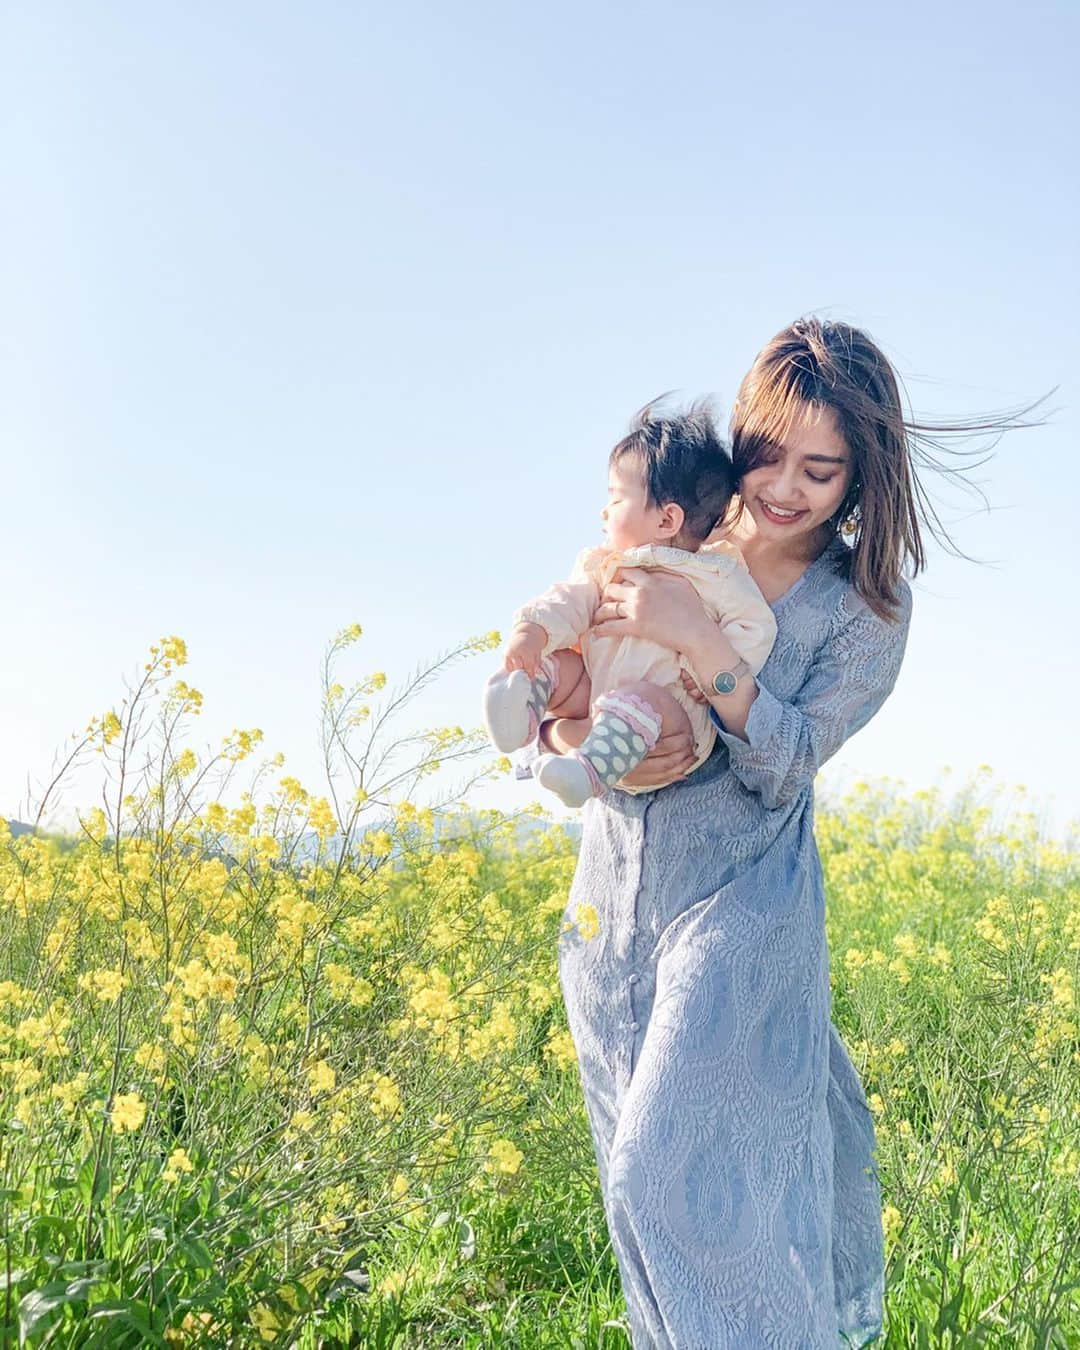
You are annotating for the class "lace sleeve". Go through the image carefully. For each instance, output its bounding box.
[709,582,913,810]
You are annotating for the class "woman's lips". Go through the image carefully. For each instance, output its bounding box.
[760,500,809,525]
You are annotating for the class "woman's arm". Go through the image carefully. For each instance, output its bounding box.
[589,566,729,787]
[680,623,760,741]
[683,584,914,810]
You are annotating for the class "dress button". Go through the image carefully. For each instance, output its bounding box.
[629,1020,640,1032]
[628,972,639,984]
[629,925,638,937]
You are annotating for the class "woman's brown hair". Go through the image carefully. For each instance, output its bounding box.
[729,316,1049,621]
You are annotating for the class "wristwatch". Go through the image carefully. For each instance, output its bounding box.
[711,657,752,695]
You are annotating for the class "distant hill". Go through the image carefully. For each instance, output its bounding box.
[291,806,581,864]
[2,809,581,859]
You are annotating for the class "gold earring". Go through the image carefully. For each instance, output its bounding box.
[841,512,859,537]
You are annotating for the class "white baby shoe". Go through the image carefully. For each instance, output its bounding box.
[483,669,536,752]
[533,751,599,809]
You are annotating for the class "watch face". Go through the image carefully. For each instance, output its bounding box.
[712,671,737,694]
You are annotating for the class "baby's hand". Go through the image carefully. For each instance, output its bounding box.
[504,623,547,678]
[679,668,708,705]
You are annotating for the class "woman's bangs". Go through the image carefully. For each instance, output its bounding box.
[736,363,823,473]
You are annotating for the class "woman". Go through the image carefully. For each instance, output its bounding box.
[513,317,1033,1347]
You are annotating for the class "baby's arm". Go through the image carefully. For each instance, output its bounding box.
[510,549,602,657]
[712,567,779,673]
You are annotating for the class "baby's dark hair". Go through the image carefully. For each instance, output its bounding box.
[609,395,735,546]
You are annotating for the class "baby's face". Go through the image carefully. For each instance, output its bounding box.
[601,454,668,551]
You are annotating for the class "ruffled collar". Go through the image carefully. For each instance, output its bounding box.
[605,539,744,570]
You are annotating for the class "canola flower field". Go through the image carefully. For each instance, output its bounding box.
[1,631,1078,1347]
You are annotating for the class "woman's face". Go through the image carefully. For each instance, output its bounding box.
[737,402,852,547]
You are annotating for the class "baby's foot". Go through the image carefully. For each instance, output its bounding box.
[533,691,663,806]
[484,670,535,751]
[534,750,605,808]
[483,656,558,752]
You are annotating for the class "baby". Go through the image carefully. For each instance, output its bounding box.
[483,398,778,808]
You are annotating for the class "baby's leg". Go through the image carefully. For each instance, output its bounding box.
[534,650,593,753]
[547,649,592,719]
[486,647,591,752]
[616,680,693,746]
[535,680,692,807]
[539,716,592,754]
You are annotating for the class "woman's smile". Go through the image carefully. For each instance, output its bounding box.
[758,499,810,525]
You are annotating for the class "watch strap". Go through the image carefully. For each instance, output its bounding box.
[711,657,752,695]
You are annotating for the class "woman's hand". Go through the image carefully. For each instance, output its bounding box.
[618,724,697,788]
[591,567,713,653]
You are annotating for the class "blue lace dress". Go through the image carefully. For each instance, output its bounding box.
[513,532,913,1348]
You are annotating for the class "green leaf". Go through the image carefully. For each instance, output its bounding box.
[177,1237,214,1273]
[56,1260,112,1280]
[76,1153,110,1208]
[18,1278,94,1341]
[27,1214,77,1247]
[64,1277,97,1300]
[89,1299,167,1346]
[934,1278,966,1334]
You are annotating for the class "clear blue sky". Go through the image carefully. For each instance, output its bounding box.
[2,1,1077,833]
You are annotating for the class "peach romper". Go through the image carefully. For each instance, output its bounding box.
[511,539,777,793]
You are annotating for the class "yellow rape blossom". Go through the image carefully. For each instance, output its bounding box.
[170,681,203,714]
[222,727,263,762]
[366,830,393,859]
[51,1072,90,1113]
[174,748,197,777]
[0,981,27,1010]
[309,1060,337,1095]
[279,777,309,805]
[110,1091,147,1133]
[175,960,213,1001]
[203,931,240,970]
[162,1147,195,1183]
[308,797,337,839]
[368,1073,402,1120]
[485,1138,524,1176]
[377,1270,408,1296]
[78,968,127,1003]
[545,1027,577,1070]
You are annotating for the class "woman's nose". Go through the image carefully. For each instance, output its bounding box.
[771,467,801,503]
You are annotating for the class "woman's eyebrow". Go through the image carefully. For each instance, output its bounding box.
[804,453,847,465]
